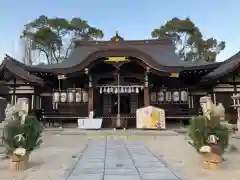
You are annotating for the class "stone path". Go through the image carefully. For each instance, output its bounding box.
[63,140,180,180]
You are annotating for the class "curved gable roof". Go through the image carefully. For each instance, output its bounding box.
[0,55,45,86]
[1,38,227,80]
[53,45,183,73]
[202,51,240,81]
[29,38,220,74]
[29,39,183,73]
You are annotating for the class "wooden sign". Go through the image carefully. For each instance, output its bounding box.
[169,72,179,78]
[105,57,129,62]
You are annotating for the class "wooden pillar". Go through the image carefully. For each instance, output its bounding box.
[12,78,16,105]
[144,87,149,106]
[233,74,238,125]
[213,92,216,105]
[88,74,93,116]
[144,67,150,106]
[39,96,42,109]
[88,87,93,115]
[31,94,35,110]
[233,74,237,93]
[84,68,94,116]
[210,88,216,105]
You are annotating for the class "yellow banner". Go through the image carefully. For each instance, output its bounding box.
[169,73,179,78]
[105,57,128,62]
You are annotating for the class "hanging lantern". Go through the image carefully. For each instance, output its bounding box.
[128,87,131,93]
[135,87,139,93]
[107,87,110,93]
[158,92,164,102]
[68,91,74,102]
[100,87,102,94]
[151,92,157,102]
[60,92,67,102]
[110,87,113,93]
[173,91,180,102]
[181,91,188,101]
[76,92,82,102]
[82,91,88,102]
[115,87,118,94]
[53,92,60,102]
[103,87,106,93]
[121,87,124,93]
[165,92,172,102]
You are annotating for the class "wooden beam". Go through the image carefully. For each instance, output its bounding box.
[93,72,144,78]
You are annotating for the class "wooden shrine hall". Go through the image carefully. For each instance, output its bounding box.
[0,33,240,128]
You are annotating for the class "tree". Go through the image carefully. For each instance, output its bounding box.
[151,18,225,62]
[21,15,104,64]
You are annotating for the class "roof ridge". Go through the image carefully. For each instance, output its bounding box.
[3,54,28,68]
[74,37,173,47]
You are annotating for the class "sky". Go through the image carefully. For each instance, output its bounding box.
[0,0,240,62]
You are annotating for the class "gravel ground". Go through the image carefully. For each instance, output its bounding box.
[146,134,240,180]
[0,132,88,180]
[0,130,240,180]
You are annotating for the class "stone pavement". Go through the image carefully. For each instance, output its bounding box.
[63,140,180,180]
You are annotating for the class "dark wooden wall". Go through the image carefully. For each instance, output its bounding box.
[58,103,88,117]
[215,92,237,124]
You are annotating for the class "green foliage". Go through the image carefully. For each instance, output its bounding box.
[22,116,44,152]
[2,116,43,155]
[21,15,104,64]
[188,115,229,153]
[151,17,225,62]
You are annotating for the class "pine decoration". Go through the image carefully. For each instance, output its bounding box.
[188,112,229,154]
[1,115,43,156]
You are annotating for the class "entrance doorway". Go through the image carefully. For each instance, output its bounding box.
[100,92,138,128]
[112,94,130,114]
[112,93,136,128]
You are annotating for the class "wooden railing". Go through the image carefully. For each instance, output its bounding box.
[36,106,198,128]
[40,110,81,127]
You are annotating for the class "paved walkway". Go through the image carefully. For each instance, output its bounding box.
[63,140,180,180]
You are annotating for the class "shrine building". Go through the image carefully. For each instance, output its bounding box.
[0,33,239,128]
